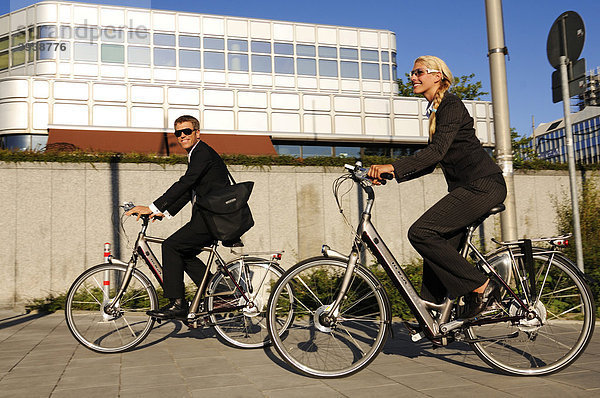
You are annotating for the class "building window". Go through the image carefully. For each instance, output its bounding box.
[74,42,98,62]
[296,44,315,57]
[381,64,390,80]
[340,47,358,60]
[274,144,301,157]
[11,31,26,47]
[1,134,47,151]
[362,62,380,80]
[334,146,361,158]
[297,58,316,76]
[101,44,124,63]
[179,49,201,68]
[128,46,150,65]
[60,26,71,39]
[59,42,71,60]
[340,61,359,78]
[37,41,59,60]
[0,51,8,70]
[101,28,124,43]
[38,25,57,39]
[302,145,332,157]
[204,51,225,70]
[274,56,294,74]
[251,54,271,73]
[381,51,389,62]
[361,49,379,61]
[154,33,175,46]
[154,47,176,66]
[179,35,201,48]
[274,42,293,55]
[74,27,98,41]
[319,59,337,77]
[12,49,26,66]
[318,46,337,58]
[204,37,224,50]
[128,30,149,44]
[0,36,8,52]
[228,39,247,52]
[228,53,248,71]
[251,40,271,54]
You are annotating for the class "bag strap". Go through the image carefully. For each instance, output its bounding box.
[226,167,236,185]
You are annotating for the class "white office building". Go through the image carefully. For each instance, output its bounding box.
[0,1,496,156]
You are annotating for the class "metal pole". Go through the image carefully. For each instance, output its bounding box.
[559,55,585,272]
[485,0,518,241]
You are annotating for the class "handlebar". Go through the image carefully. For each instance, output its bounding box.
[121,201,163,221]
[344,162,393,185]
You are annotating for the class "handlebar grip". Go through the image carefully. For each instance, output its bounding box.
[380,172,394,180]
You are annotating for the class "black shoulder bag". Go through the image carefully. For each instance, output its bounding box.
[195,169,255,242]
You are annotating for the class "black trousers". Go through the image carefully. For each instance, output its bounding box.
[162,211,213,299]
[407,174,507,303]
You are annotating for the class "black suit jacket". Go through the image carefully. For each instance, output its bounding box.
[392,92,502,191]
[153,141,230,217]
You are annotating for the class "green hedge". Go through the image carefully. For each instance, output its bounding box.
[3,148,600,170]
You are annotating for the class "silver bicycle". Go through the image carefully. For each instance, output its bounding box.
[65,202,293,353]
[266,162,595,377]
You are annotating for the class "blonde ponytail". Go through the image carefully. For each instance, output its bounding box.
[414,56,453,139]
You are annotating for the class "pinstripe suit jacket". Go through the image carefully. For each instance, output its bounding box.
[392,92,502,192]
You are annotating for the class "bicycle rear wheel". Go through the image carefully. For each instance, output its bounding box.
[206,258,293,348]
[266,257,390,378]
[65,263,158,353]
[467,248,595,375]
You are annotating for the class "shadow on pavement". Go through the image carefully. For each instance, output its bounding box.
[0,312,49,330]
[382,323,498,374]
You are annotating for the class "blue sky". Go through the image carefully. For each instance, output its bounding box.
[4,0,600,137]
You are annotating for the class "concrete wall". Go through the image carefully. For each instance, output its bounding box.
[0,161,593,308]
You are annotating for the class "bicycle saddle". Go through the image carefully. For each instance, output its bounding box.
[222,238,244,247]
[470,203,505,229]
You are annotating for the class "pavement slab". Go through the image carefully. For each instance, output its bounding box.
[0,310,598,398]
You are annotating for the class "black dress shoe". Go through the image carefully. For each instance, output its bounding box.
[459,280,500,319]
[147,298,189,319]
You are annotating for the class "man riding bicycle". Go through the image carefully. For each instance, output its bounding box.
[126,115,231,320]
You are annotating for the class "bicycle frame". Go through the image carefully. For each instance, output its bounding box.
[324,171,556,341]
[103,214,274,323]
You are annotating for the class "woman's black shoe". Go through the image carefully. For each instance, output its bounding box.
[147,298,189,319]
[459,280,499,319]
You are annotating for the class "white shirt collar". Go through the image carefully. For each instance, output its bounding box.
[187,140,200,162]
[425,101,434,118]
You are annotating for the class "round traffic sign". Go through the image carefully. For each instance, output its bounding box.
[547,11,585,69]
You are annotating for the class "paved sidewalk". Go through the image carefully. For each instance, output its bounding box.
[0,310,599,398]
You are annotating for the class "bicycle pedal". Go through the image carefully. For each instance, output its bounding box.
[411,332,425,342]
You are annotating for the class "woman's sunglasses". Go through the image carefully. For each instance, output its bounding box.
[174,128,195,138]
[409,68,440,77]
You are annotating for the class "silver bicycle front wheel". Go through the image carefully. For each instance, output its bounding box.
[206,258,293,349]
[65,263,158,353]
[266,257,390,378]
[467,248,595,375]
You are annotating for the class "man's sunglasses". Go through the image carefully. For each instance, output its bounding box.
[174,128,196,138]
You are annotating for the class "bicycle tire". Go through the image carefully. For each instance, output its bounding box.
[205,257,293,349]
[65,263,158,353]
[467,248,595,376]
[266,257,391,378]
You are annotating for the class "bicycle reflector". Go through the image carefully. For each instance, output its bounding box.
[272,253,282,260]
[551,239,569,247]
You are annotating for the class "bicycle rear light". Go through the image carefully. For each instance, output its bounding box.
[551,239,569,247]
[272,253,282,260]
